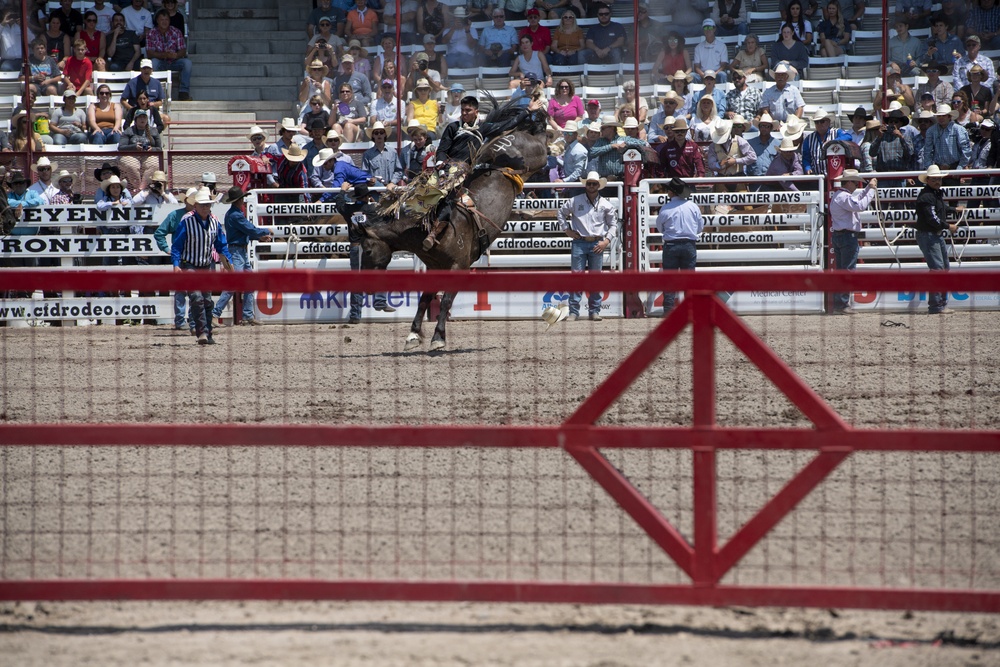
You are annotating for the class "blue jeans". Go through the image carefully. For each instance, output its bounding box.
[578,47,623,65]
[569,238,604,316]
[831,230,859,311]
[174,290,191,329]
[213,246,256,321]
[180,262,214,336]
[349,244,387,319]
[52,131,88,145]
[152,57,192,93]
[90,128,121,144]
[916,230,950,312]
[661,239,697,314]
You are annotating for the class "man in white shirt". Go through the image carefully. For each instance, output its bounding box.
[0,9,32,72]
[693,18,730,83]
[558,170,619,321]
[121,0,153,40]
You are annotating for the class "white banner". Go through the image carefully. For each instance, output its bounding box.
[646,190,822,206]
[0,297,172,321]
[850,290,1000,311]
[1,235,159,257]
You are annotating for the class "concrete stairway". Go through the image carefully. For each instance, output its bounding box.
[172,0,307,120]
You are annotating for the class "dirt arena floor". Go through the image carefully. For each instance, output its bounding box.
[2,311,999,665]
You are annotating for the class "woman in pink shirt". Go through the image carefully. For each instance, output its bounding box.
[547,78,583,131]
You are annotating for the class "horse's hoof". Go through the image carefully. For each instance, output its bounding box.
[429,339,445,352]
[404,333,422,351]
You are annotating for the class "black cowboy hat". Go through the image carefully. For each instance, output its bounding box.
[308,117,329,131]
[665,177,692,198]
[885,109,910,126]
[221,186,248,205]
[8,170,27,184]
[921,61,950,74]
[92,161,120,181]
[849,106,873,120]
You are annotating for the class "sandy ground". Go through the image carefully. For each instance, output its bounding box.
[1,311,999,665]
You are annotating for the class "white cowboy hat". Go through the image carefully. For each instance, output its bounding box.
[193,187,215,205]
[711,120,734,144]
[670,69,692,82]
[149,170,167,185]
[731,114,748,127]
[30,156,58,173]
[887,100,911,117]
[248,125,266,140]
[312,147,336,167]
[598,116,620,128]
[53,169,77,189]
[837,169,864,182]
[281,144,307,162]
[541,303,569,331]
[811,109,830,123]
[562,120,580,133]
[100,174,123,190]
[934,104,958,119]
[183,186,200,205]
[326,128,342,140]
[622,117,639,129]
[581,171,608,187]
[280,117,298,132]
[586,121,602,133]
[414,78,431,89]
[365,121,388,139]
[781,116,806,141]
[405,119,425,134]
[778,137,797,152]
[919,164,949,182]
[200,172,217,184]
[753,111,778,129]
[916,109,935,120]
[773,63,790,75]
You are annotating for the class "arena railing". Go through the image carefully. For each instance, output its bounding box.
[1,268,999,612]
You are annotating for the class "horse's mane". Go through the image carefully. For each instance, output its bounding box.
[478,92,549,141]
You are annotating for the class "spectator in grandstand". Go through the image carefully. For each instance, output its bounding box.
[874,63,916,114]
[816,1,852,57]
[869,110,914,188]
[960,64,993,111]
[838,0,866,31]
[7,171,45,222]
[480,10,519,67]
[920,14,964,67]
[265,118,297,184]
[730,33,767,84]
[171,188,234,344]
[75,11,106,62]
[308,0,342,39]
[49,90,88,146]
[60,39,94,97]
[442,7,479,65]
[844,106,872,145]
[332,83,368,143]
[302,118,329,175]
[747,113,780,177]
[587,120,625,181]
[655,177,702,315]
[118,109,162,190]
[557,120,589,183]
[765,136,804,189]
[300,61,334,113]
[784,1,814,47]
[95,175,133,243]
[547,79,583,130]
[548,9,584,66]
[918,61,954,110]
[345,0,380,47]
[306,20,345,71]
[692,19,729,83]
[121,60,165,111]
[401,124,432,181]
[87,84,123,145]
[0,10,31,73]
[707,119,756,177]
[406,78,440,140]
[800,109,835,177]
[967,0,1000,49]
[508,35,552,88]
[132,169,177,209]
[125,90,167,133]
[898,0,933,28]
[924,103,972,173]
[695,70,728,117]
[954,34,997,89]
[362,121,404,185]
[654,33,691,85]
[300,94,331,136]
[668,71,695,119]
[370,78,402,139]
[121,0,153,42]
[647,93,678,144]
[912,108,934,168]
[409,35,447,90]
[417,0,449,39]
[969,120,994,203]
[951,89,983,126]
[580,120,601,152]
[828,169,877,314]
[620,117,652,153]
[92,161,120,198]
[211,187,273,327]
[29,156,58,203]
[769,24,809,79]
[580,98,602,130]
[621,81,648,125]
[724,70,761,122]
[334,54,373,106]
[666,0,712,39]
[691,95,720,143]
[147,9,192,101]
[25,38,64,96]
[441,82,465,124]
[558,170,617,321]
[47,169,77,205]
[161,0,185,34]
[41,15,69,59]
[914,165,964,314]
[888,16,921,76]
[248,125,270,159]
[758,64,804,122]
[325,129,354,164]
[712,0,748,37]
[50,0,83,37]
[581,4,626,65]
[653,118,704,178]
[106,11,140,72]
[381,0,418,43]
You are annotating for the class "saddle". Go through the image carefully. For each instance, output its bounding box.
[376,160,472,220]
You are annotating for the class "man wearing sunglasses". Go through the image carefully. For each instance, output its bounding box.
[693,19,729,83]
[870,109,915,188]
[581,5,625,64]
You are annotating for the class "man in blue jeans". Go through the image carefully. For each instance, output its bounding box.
[557,171,618,321]
[828,169,877,314]
[914,164,964,314]
[212,187,273,326]
[655,177,704,315]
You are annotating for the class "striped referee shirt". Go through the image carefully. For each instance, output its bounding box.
[171,210,233,268]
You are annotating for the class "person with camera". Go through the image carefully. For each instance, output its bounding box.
[442,7,479,64]
[118,109,162,191]
[406,51,443,95]
[132,170,177,209]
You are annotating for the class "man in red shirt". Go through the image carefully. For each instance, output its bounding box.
[519,8,552,51]
[655,118,705,178]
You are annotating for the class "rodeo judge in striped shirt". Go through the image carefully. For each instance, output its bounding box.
[171,187,234,345]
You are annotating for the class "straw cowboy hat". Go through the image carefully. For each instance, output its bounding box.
[92,161,120,180]
[149,170,167,185]
[837,169,864,182]
[778,137,798,152]
[670,69,693,82]
[414,78,431,89]
[669,117,688,131]
[193,187,215,205]
[919,165,948,182]
[541,303,569,331]
[581,170,607,188]
[730,114,748,127]
[562,120,580,134]
[222,186,249,205]
[782,115,806,141]
[864,118,882,131]
[405,119,425,134]
[326,128,342,140]
[281,143,307,162]
[53,169,77,189]
[248,125,266,140]
[280,117,298,132]
[347,39,369,58]
[935,103,959,119]
[811,109,830,123]
[100,174,123,191]
[183,186,200,205]
[312,147,336,167]
[308,59,329,77]
[887,100,912,117]
[623,117,640,129]
[710,119,734,144]
[365,121,388,139]
[753,111,778,129]
[30,156,58,173]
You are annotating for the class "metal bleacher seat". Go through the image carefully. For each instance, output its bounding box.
[0,71,21,96]
[583,63,620,87]
[447,67,479,93]
[805,55,846,80]
[748,11,785,37]
[581,85,619,111]
[478,66,510,93]
[849,30,886,56]
[844,54,884,79]
[799,78,839,105]
[837,78,877,105]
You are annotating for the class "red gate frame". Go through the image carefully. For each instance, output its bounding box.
[1,270,999,612]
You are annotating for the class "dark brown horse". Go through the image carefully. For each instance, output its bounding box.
[360,98,550,351]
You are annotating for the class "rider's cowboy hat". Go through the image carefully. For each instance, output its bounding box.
[541,303,569,331]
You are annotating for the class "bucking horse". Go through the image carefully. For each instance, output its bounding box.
[356,95,550,352]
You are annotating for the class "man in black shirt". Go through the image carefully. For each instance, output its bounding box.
[914,164,965,314]
[434,96,483,165]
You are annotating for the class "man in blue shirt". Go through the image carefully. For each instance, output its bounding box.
[747,112,780,179]
[311,148,374,201]
[6,171,45,231]
[655,177,704,315]
[120,59,165,111]
[212,187,273,326]
[924,103,971,181]
[478,9,519,67]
